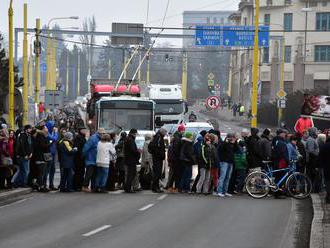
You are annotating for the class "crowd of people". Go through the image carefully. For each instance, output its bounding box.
[0,116,329,203]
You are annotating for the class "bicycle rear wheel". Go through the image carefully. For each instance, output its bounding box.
[245,172,271,199]
[286,172,312,199]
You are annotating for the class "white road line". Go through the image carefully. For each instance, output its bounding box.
[138,203,154,211]
[82,225,112,237]
[157,194,168,201]
[0,198,28,209]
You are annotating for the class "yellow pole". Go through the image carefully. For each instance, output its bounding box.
[8,0,15,128]
[52,41,57,90]
[35,18,41,105]
[23,3,28,125]
[66,51,69,96]
[146,55,150,83]
[181,52,188,101]
[77,52,80,96]
[29,44,34,96]
[46,30,51,90]
[278,37,285,126]
[251,0,260,128]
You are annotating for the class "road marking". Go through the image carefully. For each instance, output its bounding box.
[0,198,28,209]
[82,225,112,237]
[138,203,154,211]
[157,194,168,201]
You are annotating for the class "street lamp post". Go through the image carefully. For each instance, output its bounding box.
[8,0,15,128]
[302,6,312,89]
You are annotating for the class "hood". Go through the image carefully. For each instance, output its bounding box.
[251,127,259,136]
[46,121,55,133]
[308,127,318,138]
[196,135,204,142]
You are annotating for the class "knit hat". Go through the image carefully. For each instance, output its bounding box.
[262,128,271,136]
[178,124,185,132]
[64,131,73,141]
[184,131,193,140]
[1,123,7,129]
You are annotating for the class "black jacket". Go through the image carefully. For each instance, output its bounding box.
[256,135,272,162]
[218,141,236,164]
[246,132,260,168]
[171,131,182,160]
[124,134,140,166]
[74,133,86,168]
[179,138,195,166]
[198,142,217,169]
[150,132,166,161]
[319,140,330,179]
[272,136,289,166]
[16,132,33,158]
[32,133,50,162]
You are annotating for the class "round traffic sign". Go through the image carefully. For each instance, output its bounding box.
[206,96,220,109]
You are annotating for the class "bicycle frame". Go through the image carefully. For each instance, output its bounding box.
[263,162,296,189]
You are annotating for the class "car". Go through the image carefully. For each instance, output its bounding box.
[184,122,214,138]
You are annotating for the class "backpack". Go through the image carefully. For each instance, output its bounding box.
[148,137,156,154]
[167,142,175,164]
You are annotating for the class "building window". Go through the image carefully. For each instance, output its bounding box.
[322,2,327,7]
[221,17,224,24]
[285,0,292,5]
[206,17,210,24]
[263,47,269,63]
[315,45,330,62]
[244,17,247,26]
[267,0,272,6]
[316,13,330,31]
[264,14,270,26]
[284,13,293,31]
[284,46,291,63]
[213,17,217,23]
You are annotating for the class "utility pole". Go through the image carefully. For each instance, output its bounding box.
[146,53,150,83]
[77,51,80,96]
[278,37,285,127]
[52,41,57,90]
[46,31,52,90]
[29,43,34,96]
[108,57,112,79]
[35,18,41,105]
[138,52,141,83]
[66,51,69,96]
[251,0,260,128]
[8,0,15,128]
[181,52,188,101]
[23,3,28,125]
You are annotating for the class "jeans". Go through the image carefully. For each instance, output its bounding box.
[196,168,211,193]
[42,161,50,188]
[47,156,56,187]
[60,168,74,191]
[217,162,233,194]
[179,164,192,192]
[96,167,109,189]
[13,158,30,187]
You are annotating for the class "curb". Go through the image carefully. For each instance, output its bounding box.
[0,188,32,202]
[310,194,325,248]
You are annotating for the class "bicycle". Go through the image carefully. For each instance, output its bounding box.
[245,160,312,199]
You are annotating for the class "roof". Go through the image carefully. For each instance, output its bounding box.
[183,10,236,15]
[97,96,152,102]
[185,122,213,128]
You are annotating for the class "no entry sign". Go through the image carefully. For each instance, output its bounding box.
[206,96,220,109]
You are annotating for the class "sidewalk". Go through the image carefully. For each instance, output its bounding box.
[310,192,330,248]
[0,188,31,202]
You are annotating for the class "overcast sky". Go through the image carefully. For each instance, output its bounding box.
[1,0,239,50]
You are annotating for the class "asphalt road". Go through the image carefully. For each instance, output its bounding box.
[0,191,295,248]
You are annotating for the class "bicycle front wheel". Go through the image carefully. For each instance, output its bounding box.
[286,172,312,199]
[245,172,271,199]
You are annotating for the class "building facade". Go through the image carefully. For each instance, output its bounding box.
[229,0,330,108]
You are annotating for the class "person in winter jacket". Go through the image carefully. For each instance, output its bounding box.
[123,129,140,193]
[216,133,237,197]
[305,127,320,191]
[196,134,216,194]
[58,132,77,192]
[294,117,314,137]
[178,132,195,193]
[166,124,185,192]
[287,135,300,162]
[149,128,167,193]
[319,137,330,204]
[246,128,260,169]
[82,128,105,192]
[96,134,116,193]
[45,120,59,190]
[115,132,127,189]
[73,127,87,191]
[234,140,247,193]
[256,128,272,166]
[140,134,153,190]
[0,129,12,189]
[106,133,118,191]
[13,124,33,187]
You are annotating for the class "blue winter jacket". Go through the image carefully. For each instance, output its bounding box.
[46,121,59,156]
[82,132,101,167]
[287,143,298,161]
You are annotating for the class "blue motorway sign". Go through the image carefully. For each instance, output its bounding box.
[195,25,269,47]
